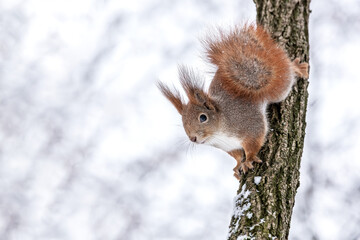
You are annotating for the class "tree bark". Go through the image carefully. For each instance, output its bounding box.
[227,0,310,239]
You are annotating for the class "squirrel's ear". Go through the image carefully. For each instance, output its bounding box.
[157,82,184,115]
[178,65,205,101]
[194,91,217,111]
[178,66,217,111]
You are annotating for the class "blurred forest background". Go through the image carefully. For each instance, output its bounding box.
[1,0,360,239]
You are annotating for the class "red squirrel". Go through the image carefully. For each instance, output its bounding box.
[158,24,308,180]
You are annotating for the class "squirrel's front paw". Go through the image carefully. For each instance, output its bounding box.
[233,172,241,180]
[232,155,263,180]
[241,160,253,173]
[233,161,252,178]
[235,157,263,178]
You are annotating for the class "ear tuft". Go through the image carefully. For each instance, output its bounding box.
[178,65,205,103]
[177,66,217,111]
[157,81,184,114]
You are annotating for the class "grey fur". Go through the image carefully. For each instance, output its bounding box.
[208,75,267,139]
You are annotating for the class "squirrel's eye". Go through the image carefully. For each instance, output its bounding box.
[199,114,208,123]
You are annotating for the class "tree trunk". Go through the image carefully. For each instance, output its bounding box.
[227,0,310,239]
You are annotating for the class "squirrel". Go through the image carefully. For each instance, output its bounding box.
[157,24,309,180]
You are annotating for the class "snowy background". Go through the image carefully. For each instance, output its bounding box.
[1,0,360,239]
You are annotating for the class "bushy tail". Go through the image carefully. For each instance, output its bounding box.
[204,24,307,103]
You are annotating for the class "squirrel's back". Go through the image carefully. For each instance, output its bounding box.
[204,24,308,103]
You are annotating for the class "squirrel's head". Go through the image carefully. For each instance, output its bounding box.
[158,66,220,144]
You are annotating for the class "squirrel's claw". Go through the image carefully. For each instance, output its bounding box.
[240,162,249,173]
[236,157,262,177]
[230,150,262,179]
[243,161,253,170]
[253,156,262,163]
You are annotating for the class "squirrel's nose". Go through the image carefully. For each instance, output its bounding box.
[190,136,197,143]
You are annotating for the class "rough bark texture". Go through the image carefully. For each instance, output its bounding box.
[227,0,310,239]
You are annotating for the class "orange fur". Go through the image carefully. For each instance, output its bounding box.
[157,82,184,114]
[228,134,265,177]
[292,58,309,78]
[204,24,304,103]
[178,65,205,104]
[178,66,217,110]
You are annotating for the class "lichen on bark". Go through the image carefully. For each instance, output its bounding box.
[227,0,310,239]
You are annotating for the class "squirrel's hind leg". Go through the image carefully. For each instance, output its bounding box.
[292,58,309,79]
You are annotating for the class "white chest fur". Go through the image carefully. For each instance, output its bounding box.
[204,132,242,152]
